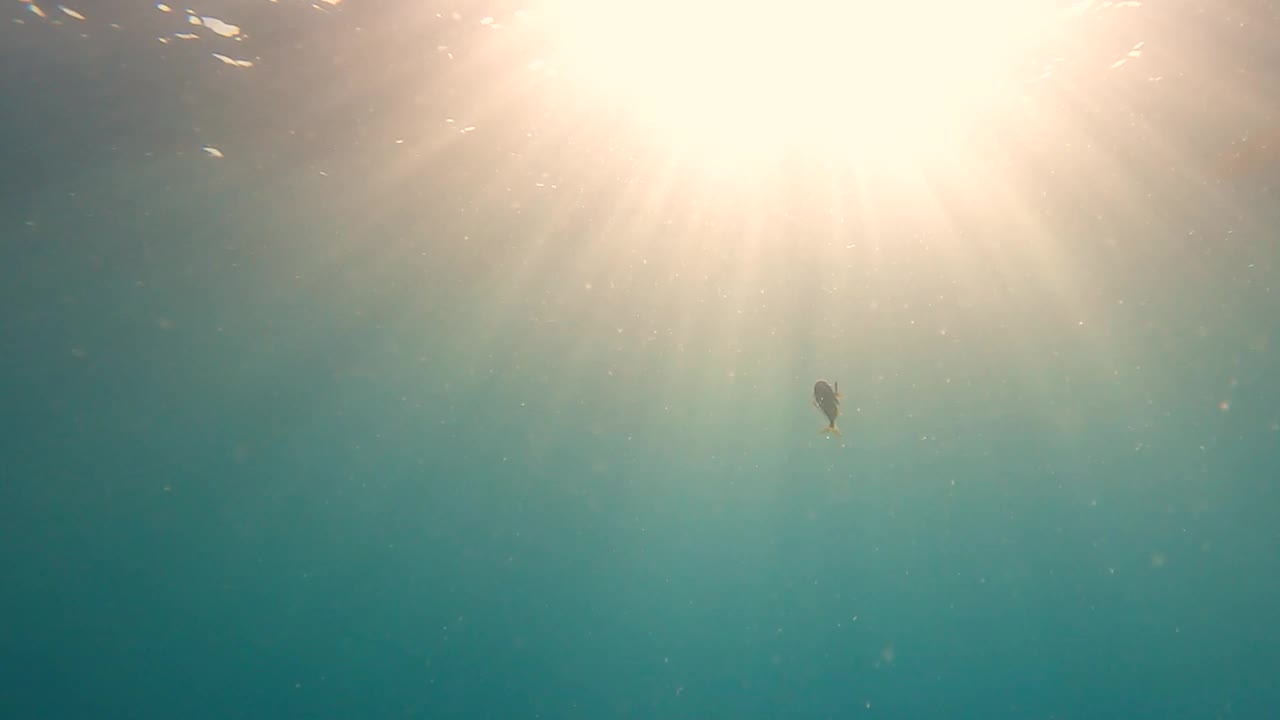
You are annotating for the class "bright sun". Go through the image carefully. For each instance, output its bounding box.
[542,0,1063,174]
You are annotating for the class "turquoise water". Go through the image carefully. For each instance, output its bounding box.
[2,2,1278,718]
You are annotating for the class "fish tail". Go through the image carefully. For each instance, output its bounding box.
[821,424,841,437]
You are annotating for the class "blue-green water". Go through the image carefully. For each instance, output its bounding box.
[3,2,1279,718]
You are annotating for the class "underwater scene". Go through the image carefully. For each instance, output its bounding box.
[2,1,1278,718]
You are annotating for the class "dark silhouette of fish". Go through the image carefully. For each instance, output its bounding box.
[813,379,842,436]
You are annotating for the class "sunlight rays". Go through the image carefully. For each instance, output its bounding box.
[541,0,1063,177]
[353,0,1280,444]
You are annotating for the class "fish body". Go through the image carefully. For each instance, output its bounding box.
[813,379,842,435]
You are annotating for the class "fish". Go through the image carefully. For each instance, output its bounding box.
[813,379,842,436]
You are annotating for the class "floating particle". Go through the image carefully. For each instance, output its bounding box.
[28,3,48,19]
[212,53,254,67]
[191,15,240,37]
[156,3,171,12]
[58,5,85,20]
[1110,41,1145,68]
[202,146,224,158]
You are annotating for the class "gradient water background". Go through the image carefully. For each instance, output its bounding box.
[2,2,1278,718]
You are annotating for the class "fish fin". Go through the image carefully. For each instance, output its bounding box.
[835,393,844,400]
[821,425,841,437]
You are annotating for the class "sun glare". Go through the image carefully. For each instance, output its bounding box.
[544,0,1061,173]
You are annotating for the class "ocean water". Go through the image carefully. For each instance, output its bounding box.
[2,2,1278,719]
